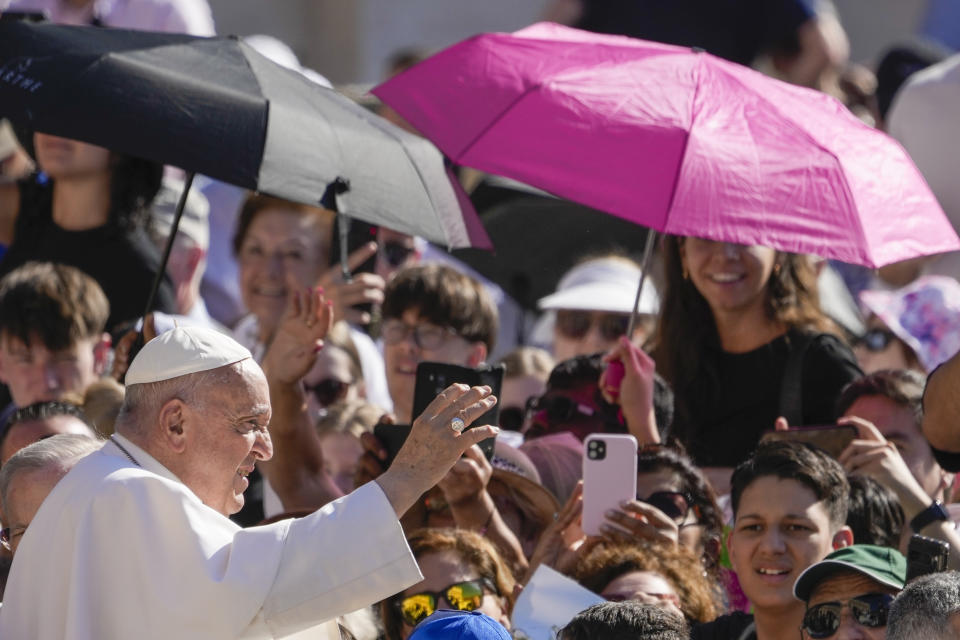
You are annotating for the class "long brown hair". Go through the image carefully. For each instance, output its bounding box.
[651,236,837,435]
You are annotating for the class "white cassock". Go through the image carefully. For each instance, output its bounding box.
[0,434,422,639]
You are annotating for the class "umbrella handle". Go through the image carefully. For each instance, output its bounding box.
[626,229,657,338]
[321,178,353,282]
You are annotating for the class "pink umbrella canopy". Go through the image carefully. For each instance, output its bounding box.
[373,22,960,268]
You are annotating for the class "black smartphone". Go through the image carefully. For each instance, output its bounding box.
[760,424,857,459]
[373,362,505,468]
[906,534,950,582]
[328,215,378,319]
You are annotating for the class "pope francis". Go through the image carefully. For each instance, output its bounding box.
[0,317,499,639]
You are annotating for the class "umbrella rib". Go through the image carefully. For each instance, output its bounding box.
[710,64,866,257]
[454,83,544,161]
[660,54,704,230]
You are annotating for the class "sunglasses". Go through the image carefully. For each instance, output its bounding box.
[396,578,498,627]
[801,593,894,639]
[854,328,897,352]
[637,491,696,526]
[303,378,351,407]
[380,241,416,268]
[555,310,630,342]
[0,525,26,551]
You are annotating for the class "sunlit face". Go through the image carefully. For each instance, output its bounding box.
[803,573,896,640]
[601,570,683,617]
[302,346,360,419]
[637,467,704,554]
[0,333,105,407]
[178,362,273,516]
[681,238,777,318]
[0,415,94,465]
[728,477,840,611]
[319,431,363,495]
[3,464,68,555]
[237,208,331,338]
[33,133,111,179]
[853,317,915,374]
[399,550,508,639]
[383,308,483,423]
[844,394,946,500]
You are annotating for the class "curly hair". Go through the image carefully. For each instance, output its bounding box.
[573,541,721,623]
[652,236,837,439]
[379,528,517,640]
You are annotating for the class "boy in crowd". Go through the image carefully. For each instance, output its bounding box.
[0,263,110,422]
[693,441,854,640]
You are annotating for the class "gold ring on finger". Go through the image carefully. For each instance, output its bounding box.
[450,417,466,433]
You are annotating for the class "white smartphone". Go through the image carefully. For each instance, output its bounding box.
[582,434,638,536]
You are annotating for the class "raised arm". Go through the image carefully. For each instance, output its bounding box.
[260,286,343,511]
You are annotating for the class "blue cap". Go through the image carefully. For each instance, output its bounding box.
[408,610,511,640]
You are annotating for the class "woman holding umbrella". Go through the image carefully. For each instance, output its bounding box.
[651,237,861,491]
[0,132,176,331]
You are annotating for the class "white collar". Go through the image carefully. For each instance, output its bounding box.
[107,433,184,486]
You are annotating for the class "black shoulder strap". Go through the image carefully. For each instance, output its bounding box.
[779,331,817,426]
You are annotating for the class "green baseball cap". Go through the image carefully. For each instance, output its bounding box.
[794,544,907,601]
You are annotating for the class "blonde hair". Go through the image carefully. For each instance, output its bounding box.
[497,346,554,380]
[315,399,382,439]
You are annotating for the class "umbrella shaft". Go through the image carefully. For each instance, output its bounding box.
[627,230,657,338]
[144,171,195,319]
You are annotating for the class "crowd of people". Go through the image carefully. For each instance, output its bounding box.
[1,0,960,639]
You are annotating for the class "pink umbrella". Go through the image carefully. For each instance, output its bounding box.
[373,22,959,269]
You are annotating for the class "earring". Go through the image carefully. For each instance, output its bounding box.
[773,263,782,275]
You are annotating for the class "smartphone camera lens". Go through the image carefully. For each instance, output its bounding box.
[587,440,606,460]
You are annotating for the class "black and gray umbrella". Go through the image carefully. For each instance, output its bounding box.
[0,20,491,309]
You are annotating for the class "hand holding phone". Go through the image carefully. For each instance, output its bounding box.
[582,434,638,536]
[906,534,950,582]
[761,424,857,459]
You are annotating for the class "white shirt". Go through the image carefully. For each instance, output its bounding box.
[4,0,216,35]
[0,434,421,639]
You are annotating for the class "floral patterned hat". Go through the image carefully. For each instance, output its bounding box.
[860,275,960,372]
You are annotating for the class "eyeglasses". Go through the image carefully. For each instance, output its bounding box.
[637,491,697,526]
[303,378,351,407]
[801,593,894,639]
[854,328,897,352]
[396,578,498,627]
[555,310,630,342]
[525,395,596,423]
[381,319,457,350]
[380,241,416,268]
[0,525,26,551]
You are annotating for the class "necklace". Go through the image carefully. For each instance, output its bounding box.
[109,436,141,468]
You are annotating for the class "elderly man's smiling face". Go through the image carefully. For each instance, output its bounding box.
[179,361,273,516]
